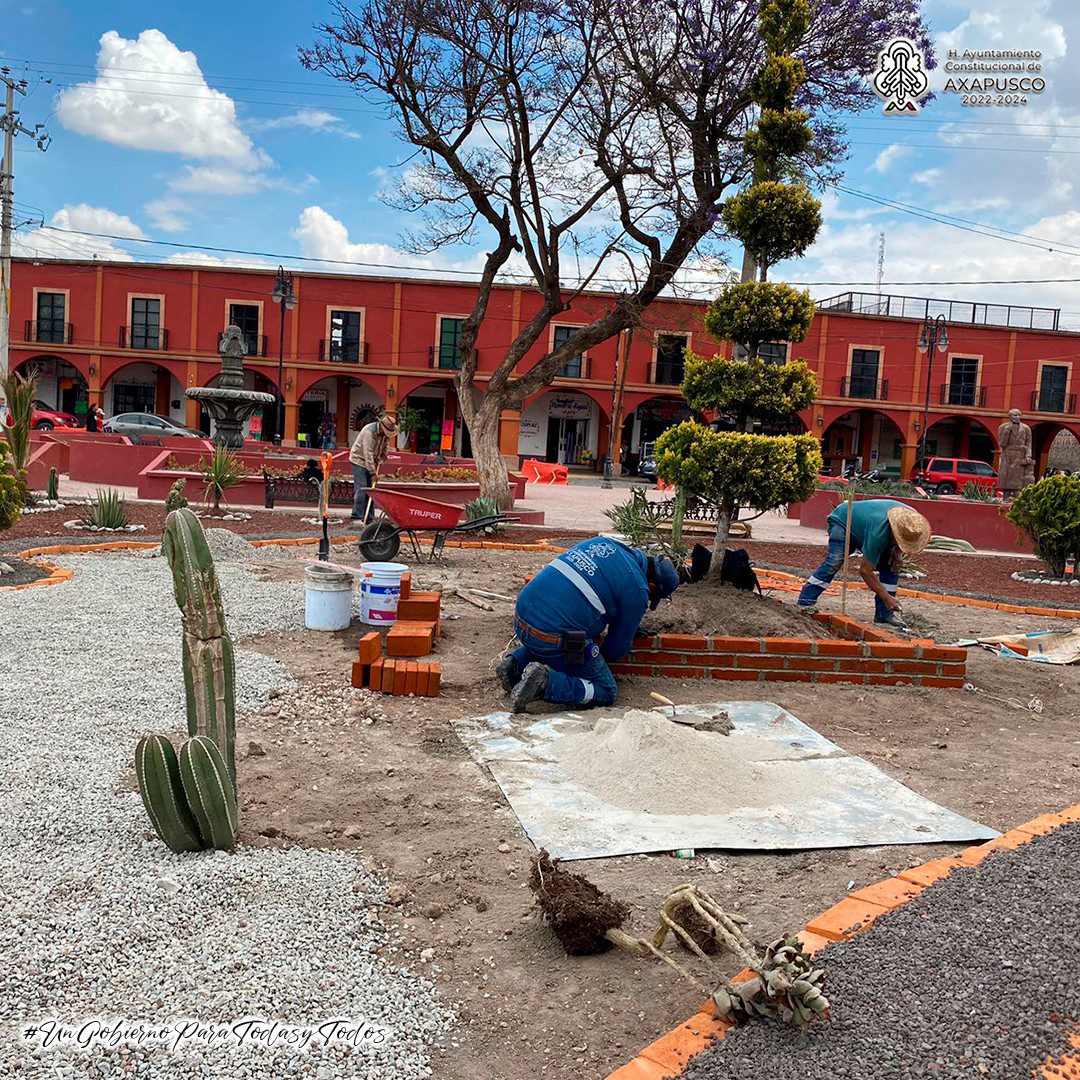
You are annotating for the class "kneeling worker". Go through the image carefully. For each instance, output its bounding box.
[797,499,930,627]
[499,536,682,711]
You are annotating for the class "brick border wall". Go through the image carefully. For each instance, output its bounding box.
[612,613,967,688]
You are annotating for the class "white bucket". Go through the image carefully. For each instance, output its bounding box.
[360,561,409,625]
[304,564,354,631]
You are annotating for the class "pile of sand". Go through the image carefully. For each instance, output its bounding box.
[549,709,813,817]
[205,528,262,563]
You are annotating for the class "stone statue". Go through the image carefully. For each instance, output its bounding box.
[997,408,1035,496]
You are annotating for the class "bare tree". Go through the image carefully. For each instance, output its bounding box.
[302,0,928,507]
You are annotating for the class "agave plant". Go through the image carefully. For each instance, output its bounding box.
[199,446,244,511]
[81,488,128,530]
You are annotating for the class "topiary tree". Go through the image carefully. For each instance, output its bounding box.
[656,0,824,580]
[1006,474,1080,578]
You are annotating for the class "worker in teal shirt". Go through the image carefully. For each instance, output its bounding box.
[797,499,930,626]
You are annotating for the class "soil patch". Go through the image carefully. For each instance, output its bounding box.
[529,850,628,956]
[0,556,49,587]
[643,580,835,639]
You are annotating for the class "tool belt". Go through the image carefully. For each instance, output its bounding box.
[515,617,589,666]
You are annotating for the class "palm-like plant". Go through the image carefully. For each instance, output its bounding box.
[81,488,129,530]
[2,370,36,509]
[199,447,245,511]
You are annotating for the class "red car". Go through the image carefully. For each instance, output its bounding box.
[911,456,999,495]
[30,400,80,431]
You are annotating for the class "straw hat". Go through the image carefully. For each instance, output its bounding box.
[377,413,400,438]
[887,506,931,555]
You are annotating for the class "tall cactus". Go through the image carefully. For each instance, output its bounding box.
[135,735,204,853]
[179,736,238,851]
[163,508,236,784]
[46,467,60,502]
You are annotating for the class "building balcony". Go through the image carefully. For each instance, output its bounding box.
[24,320,73,345]
[1031,390,1077,415]
[318,339,368,364]
[232,331,267,358]
[839,376,889,401]
[428,345,473,371]
[119,326,169,351]
[938,384,988,408]
[648,360,684,386]
[556,355,592,380]
[818,291,1060,332]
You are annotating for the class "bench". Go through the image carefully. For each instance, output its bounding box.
[262,469,355,509]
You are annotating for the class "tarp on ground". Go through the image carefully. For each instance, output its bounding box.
[970,627,1080,664]
[452,700,999,861]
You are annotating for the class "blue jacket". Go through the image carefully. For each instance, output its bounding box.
[515,537,650,661]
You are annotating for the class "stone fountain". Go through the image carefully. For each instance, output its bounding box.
[186,325,276,449]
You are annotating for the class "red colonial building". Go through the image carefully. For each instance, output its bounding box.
[9,258,1080,477]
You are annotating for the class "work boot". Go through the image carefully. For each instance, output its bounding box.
[796,604,818,616]
[496,655,522,693]
[510,662,548,712]
[875,613,907,630]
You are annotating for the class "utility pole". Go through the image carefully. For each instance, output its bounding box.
[0,67,50,417]
[876,231,886,311]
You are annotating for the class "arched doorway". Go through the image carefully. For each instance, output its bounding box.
[620,396,692,475]
[103,361,187,425]
[821,409,906,477]
[1033,421,1080,478]
[14,355,89,420]
[520,388,606,467]
[923,416,997,465]
[399,380,462,456]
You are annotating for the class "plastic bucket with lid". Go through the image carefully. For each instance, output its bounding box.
[304,563,354,631]
[360,561,409,625]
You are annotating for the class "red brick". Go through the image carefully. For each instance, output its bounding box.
[765,670,814,682]
[805,897,888,940]
[386,621,435,657]
[813,640,863,657]
[368,659,384,691]
[610,663,656,677]
[632,634,657,650]
[709,636,763,653]
[763,637,813,654]
[867,642,918,658]
[632,650,700,665]
[861,627,899,643]
[399,572,411,600]
[940,662,967,677]
[867,675,915,686]
[849,877,923,909]
[918,645,967,662]
[814,672,865,685]
[357,631,382,666]
[396,593,441,622]
[427,664,442,697]
[659,666,709,679]
[920,676,966,688]
[378,659,395,693]
[890,660,937,675]
[785,657,839,672]
[836,658,886,673]
[393,662,407,695]
[703,654,735,668]
[898,855,964,886]
[659,633,709,651]
[734,654,777,669]
[404,661,418,696]
[350,661,369,688]
[712,669,762,681]
[414,663,429,697]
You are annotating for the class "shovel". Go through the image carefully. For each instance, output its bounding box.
[317,451,333,562]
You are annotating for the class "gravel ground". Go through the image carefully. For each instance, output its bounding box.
[683,822,1080,1080]
[0,552,455,1078]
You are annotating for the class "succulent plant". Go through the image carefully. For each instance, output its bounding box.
[135,735,203,854]
[46,467,60,502]
[164,477,188,513]
[162,507,236,783]
[178,736,237,851]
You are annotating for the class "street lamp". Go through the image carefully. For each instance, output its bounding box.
[916,313,949,463]
[271,265,296,446]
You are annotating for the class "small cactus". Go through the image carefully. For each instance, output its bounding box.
[135,735,203,853]
[178,736,237,851]
[46,467,59,502]
[164,477,188,513]
[163,508,235,782]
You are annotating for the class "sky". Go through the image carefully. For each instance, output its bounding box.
[4,0,1080,325]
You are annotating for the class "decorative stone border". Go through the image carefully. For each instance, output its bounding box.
[1011,569,1080,588]
[613,613,967,689]
[4,541,161,593]
[606,801,1080,1080]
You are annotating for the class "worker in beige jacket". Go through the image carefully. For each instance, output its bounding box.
[349,412,399,522]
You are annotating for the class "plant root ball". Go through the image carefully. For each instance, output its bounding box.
[529,849,629,956]
[667,897,725,955]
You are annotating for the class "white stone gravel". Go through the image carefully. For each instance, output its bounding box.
[0,552,455,1078]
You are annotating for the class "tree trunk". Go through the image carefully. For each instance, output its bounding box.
[706,502,734,582]
[460,396,513,510]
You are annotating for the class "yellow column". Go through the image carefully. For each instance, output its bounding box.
[284,368,299,445]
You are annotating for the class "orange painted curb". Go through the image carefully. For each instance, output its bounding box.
[606,802,1080,1079]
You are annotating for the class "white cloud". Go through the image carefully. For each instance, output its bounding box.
[910,168,941,186]
[169,165,267,195]
[14,204,145,261]
[57,29,266,167]
[144,195,188,232]
[871,144,915,174]
[253,108,362,140]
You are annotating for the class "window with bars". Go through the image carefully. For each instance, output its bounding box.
[228,303,261,355]
[947,357,979,407]
[131,297,162,350]
[1038,364,1069,412]
[758,341,788,365]
[35,292,66,343]
[438,317,464,370]
[553,325,583,378]
[654,334,688,385]
[847,348,880,398]
[329,310,362,363]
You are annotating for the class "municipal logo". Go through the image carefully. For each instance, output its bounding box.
[872,37,931,114]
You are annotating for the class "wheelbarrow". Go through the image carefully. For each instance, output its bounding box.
[357,488,518,561]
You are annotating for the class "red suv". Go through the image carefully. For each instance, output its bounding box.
[31,400,80,431]
[911,457,999,495]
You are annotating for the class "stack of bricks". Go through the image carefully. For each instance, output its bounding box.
[349,579,445,697]
[610,613,966,688]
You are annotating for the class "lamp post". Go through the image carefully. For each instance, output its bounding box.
[916,313,949,463]
[271,265,296,446]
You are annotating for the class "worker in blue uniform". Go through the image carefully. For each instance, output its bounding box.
[498,536,682,711]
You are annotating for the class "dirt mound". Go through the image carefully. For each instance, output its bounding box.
[643,581,834,639]
[529,850,628,955]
